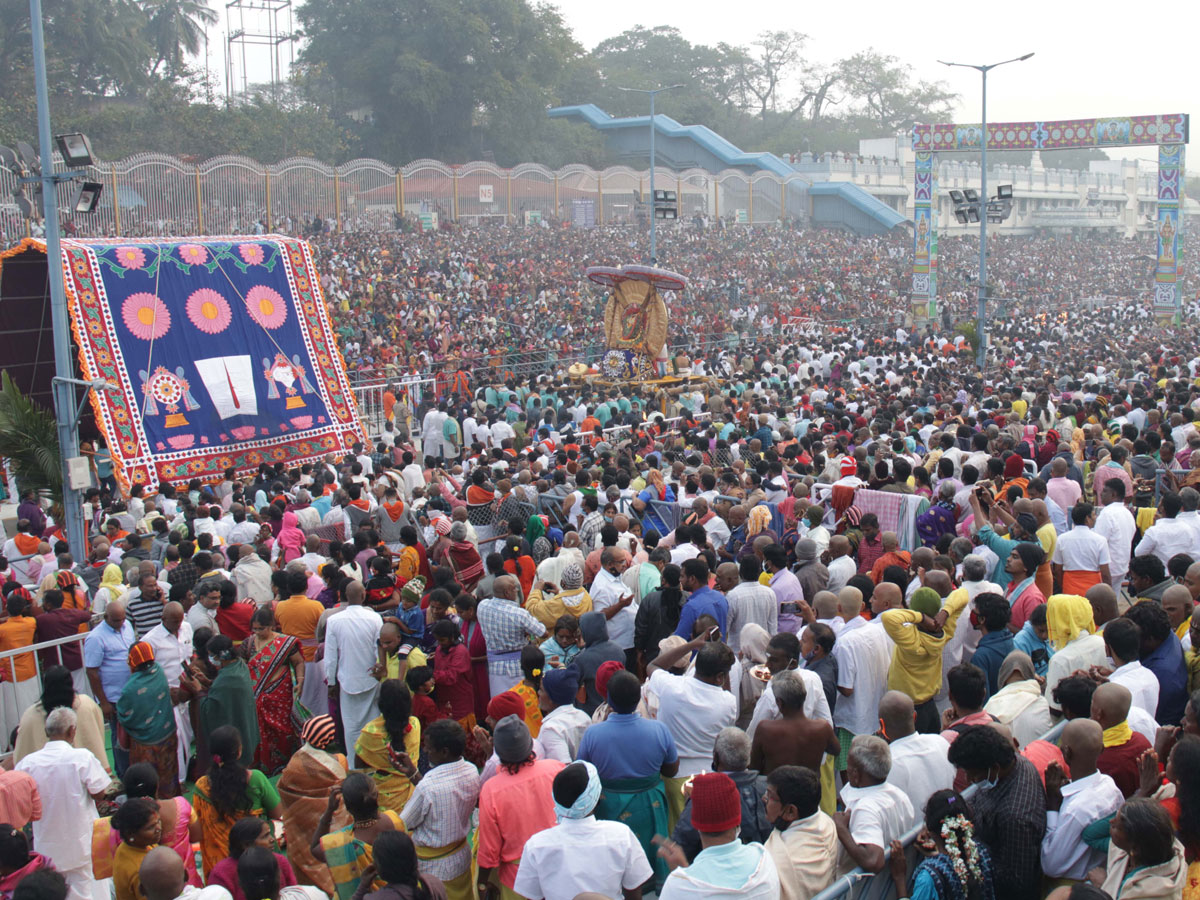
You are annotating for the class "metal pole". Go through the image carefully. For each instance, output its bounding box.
[976,67,987,369]
[649,90,657,264]
[29,0,84,558]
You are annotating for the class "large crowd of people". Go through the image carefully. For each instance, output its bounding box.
[4,218,1200,900]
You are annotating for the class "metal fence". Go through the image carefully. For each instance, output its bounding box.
[0,154,814,242]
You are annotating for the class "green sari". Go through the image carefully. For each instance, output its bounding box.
[594,774,670,889]
[116,662,175,744]
[199,659,260,766]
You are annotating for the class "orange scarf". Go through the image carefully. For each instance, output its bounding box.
[349,498,370,511]
[13,533,39,555]
[382,501,405,523]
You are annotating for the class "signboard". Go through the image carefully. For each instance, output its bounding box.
[418,212,439,233]
[736,209,749,224]
[571,199,595,228]
[524,210,542,226]
[479,184,494,204]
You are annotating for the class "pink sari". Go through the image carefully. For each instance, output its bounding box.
[102,796,199,886]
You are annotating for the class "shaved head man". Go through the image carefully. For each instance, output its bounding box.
[1091,682,1152,798]
[139,846,191,900]
[877,690,957,817]
[1042,718,1123,879]
[477,573,547,696]
[1085,583,1119,628]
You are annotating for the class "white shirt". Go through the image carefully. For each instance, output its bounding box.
[17,740,111,871]
[1110,660,1160,720]
[702,515,731,545]
[649,669,737,776]
[590,568,636,650]
[832,620,892,737]
[142,621,194,687]
[1051,525,1111,572]
[401,464,425,500]
[513,816,654,900]
[885,732,955,828]
[1135,516,1199,566]
[538,704,592,763]
[1094,502,1137,576]
[1045,632,1108,704]
[1041,771,1124,880]
[839,781,914,862]
[325,605,384,695]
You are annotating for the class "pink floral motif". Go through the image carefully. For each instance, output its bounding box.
[122,292,171,340]
[238,243,265,265]
[115,246,146,270]
[245,284,287,329]
[178,244,208,266]
[186,288,232,334]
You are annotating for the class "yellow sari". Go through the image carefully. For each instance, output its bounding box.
[353,715,421,815]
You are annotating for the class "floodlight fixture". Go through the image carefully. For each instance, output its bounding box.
[72,181,103,214]
[55,132,94,167]
[996,184,1013,199]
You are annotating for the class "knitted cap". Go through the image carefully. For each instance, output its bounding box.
[487,690,525,723]
[301,715,337,749]
[542,665,580,706]
[595,660,625,701]
[840,457,857,476]
[909,587,942,618]
[127,641,155,670]
[690,772,742,833]
[493,714,533,765]
[400,575,426,603]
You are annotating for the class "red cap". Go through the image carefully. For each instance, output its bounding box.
[840,457,858,476]
[690,772,742,832]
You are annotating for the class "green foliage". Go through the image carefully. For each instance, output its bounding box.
[955,320,978,351]
[0,371,62,512]
[0,0,963,168]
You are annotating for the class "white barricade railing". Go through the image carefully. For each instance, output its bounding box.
[0,631,92,755]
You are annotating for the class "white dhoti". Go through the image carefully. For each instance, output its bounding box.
[0,677,41,752]
[339,685,380,767]
[60,862,110,900]
[174,701,193,776]
[301,660,329,716]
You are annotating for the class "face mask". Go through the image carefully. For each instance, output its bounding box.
[209,656,221,667]
[982,766,1000,790]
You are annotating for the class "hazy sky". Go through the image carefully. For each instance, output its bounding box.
[208,0,1195,170]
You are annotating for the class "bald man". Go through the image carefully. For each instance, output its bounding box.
[831,585,895,772]
[869,532,910,585]
[1091,682,1152,798]
[1086,583,1120,629]
[140,845,232,900]
[477,574,547,696]
[83,598,135,774]
[826,535,856,593]
[1041,718,1124,880]
[325,579,384,767]
[878,691,955,826]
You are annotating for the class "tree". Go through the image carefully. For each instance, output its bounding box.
[296,0,584,164]
[0,372,62,515]
[733,30,806,123]
[836,50,956,132]
[140,0,219,77]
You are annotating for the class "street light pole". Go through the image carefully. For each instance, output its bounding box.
[617,84,685,265]
[938,53,1033,369]
[29,0,86,559]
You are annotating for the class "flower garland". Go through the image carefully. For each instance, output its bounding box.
[940,814,984,886]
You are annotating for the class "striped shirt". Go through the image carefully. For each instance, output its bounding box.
[125,585,168,639]
[398,758,481,881]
